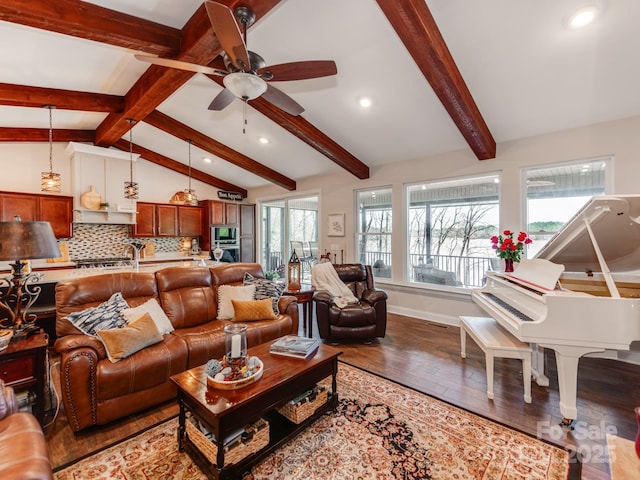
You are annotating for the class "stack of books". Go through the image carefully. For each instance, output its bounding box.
[270,335,320,359]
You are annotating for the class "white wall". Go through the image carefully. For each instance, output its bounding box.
[247,115,640,324]
[0,142,222,202]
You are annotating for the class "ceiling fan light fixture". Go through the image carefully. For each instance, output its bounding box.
[568,6,598,28]
[223,72,267,100]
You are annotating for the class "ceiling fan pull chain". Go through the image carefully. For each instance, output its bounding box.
[243,97,248,134]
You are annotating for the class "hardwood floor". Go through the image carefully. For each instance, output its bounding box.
[45,313,640,479]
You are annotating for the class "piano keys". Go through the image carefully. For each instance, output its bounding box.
[472,195,640,426]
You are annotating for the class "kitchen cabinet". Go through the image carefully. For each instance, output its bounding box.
[199,200,241,251]
[178,205,203,237]
[0,191,73,238]
[132,202,202,238]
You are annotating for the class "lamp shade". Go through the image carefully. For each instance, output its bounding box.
[223,72,267,100]
[0,220,60,261]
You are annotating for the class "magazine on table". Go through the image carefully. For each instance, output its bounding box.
[270,335,320,359]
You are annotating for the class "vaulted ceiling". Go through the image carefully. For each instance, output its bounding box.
[1,0,638,197]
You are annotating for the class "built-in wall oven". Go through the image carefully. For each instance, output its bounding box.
[211,225,240,262]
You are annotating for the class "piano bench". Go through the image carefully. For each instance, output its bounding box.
[459,316,532,403]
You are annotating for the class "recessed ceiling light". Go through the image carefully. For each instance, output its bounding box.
[569,6,598,28]
[358,97,372,108]
[258,136,270,145]
[203,157,212,163]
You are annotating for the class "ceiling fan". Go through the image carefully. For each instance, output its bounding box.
[135,1,337,117]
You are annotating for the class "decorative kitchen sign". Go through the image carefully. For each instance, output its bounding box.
[217,191,243,201]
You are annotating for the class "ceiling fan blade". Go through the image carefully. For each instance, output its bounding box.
[205,1,250,72]
[134,55,227,76]
[258,61,337,82]
[208,88,236,111]
[261,84,305,116]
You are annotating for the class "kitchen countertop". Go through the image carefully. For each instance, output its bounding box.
[0,252,218,284]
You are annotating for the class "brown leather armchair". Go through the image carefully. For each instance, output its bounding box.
[0,380,53,480]
[313,264,387,341]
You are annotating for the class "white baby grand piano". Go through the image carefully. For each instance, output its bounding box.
[473,195,640,426]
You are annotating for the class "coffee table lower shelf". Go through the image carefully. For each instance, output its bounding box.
[182,393,338,479]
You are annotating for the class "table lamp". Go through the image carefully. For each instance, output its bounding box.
[0,216,60,338]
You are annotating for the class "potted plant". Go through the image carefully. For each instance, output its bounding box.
[490,230,532,272]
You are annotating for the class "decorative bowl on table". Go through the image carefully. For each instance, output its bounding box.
[0,329,13,351]
[205,356,263,390]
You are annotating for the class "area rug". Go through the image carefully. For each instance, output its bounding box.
[54,364,575,479]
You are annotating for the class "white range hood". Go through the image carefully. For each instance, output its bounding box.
[67,142,139,225]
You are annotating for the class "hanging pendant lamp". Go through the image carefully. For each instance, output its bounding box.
[123,119,139,199]
[41,106,61,192]
[183,140,198,206]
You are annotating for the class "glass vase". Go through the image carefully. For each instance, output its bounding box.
[635,406,640,458]
[504,258,514,273]
[224,324,247,367]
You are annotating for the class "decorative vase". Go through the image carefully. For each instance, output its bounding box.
[504,258,514,273]
[635,406,640,458]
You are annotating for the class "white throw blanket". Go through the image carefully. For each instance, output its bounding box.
[311,262,358,308]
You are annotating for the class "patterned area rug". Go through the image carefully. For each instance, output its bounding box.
[54,364,574,479]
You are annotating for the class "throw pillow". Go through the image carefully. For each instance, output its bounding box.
[120,298,174,335]
[97,312,163,363]
[231,298,277,322]
[67,292,129,336]
[243,272,285,315]
[217,285,256,320]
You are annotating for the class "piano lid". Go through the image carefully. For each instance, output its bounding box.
[535,195,640,274]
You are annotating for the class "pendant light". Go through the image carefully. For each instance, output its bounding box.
[183,140,198,206]
[123,119,139,199]
[41,106,61,192]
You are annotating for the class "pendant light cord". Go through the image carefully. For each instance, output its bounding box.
[48,106,53,172]
[129,121,134,181]
[188,140,192,190]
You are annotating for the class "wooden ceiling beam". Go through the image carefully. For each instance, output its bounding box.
[376,0,496,160]
[145,110,296,191]
[0,83,123,112]
[112,139,247,198]
[0,0,181,56]
[0,127,94,143]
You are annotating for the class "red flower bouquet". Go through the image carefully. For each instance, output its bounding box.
[490,230,532,263]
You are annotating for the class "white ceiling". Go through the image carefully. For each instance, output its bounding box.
[1,0,638,191]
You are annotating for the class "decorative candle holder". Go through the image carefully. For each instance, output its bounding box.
[224,324,247,367]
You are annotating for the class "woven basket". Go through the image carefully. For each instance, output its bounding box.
[277,385,328,424]
[186,416,269,467]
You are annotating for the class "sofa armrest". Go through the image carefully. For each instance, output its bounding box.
[54,334,107,360]
[313,290,334,305]
[361,288,388,305]
[277,294,297,313]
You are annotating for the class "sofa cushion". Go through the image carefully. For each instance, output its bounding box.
[120,298,174,335]
[231,298,277,322]
[243,272,285,314]
[217,284,255,320]
[97,312,163,362]
[67,292,129,336]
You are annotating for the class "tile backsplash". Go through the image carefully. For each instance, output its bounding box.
[66,224,187,259]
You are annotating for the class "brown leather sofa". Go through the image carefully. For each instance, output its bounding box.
[314,263,387,341]
[54,263,298,432]
[0,380,53,479]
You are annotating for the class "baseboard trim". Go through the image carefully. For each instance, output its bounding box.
[387,306,459,327]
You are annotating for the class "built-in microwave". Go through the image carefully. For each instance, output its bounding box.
[212,225,238,245]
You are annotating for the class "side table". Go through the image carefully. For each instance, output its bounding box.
[283,284,315,338]
[0,331,48,425]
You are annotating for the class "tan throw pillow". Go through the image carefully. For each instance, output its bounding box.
[217,284,256,320]
[97,312,163,363]
[120,298,174,335]
[231,298,277,322]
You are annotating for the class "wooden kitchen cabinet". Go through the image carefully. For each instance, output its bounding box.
[157,204,178,237]
[178,206,203,237]
[0,191,73,238]
[132,202,202,238]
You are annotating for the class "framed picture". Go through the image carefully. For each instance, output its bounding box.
[327,213,345,237]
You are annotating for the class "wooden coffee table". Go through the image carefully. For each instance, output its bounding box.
[171,341,342,480]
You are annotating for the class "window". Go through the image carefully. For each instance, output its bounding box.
[260,195,318,282]
[356,188,392,279]
[406,174,500,288]
[524,157,611,257]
